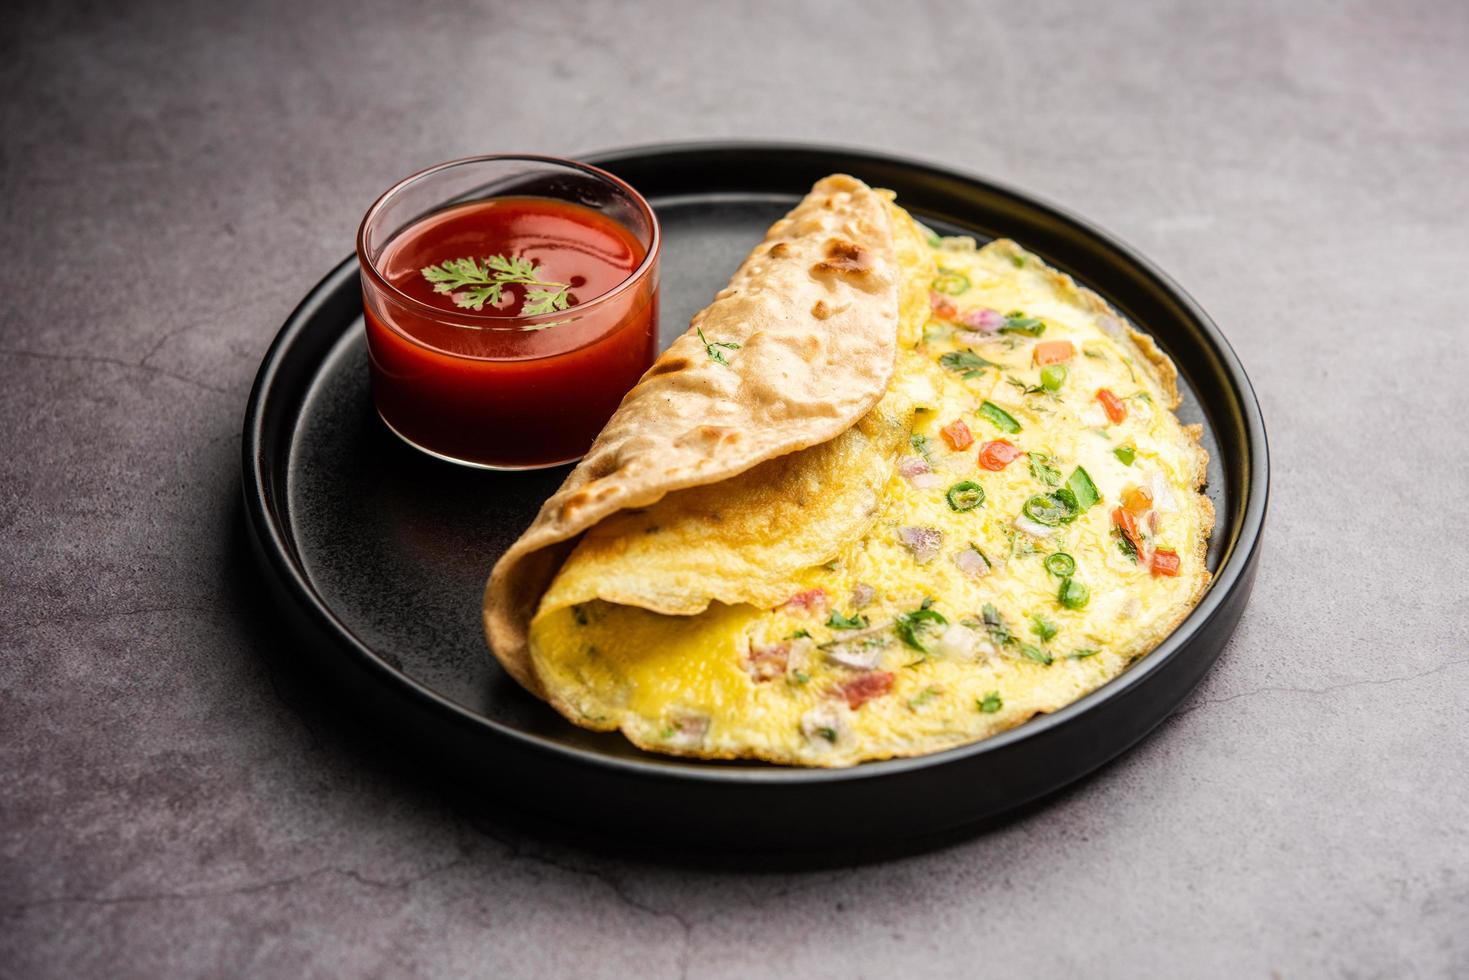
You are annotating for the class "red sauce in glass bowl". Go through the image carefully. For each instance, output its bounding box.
[361,195,658,468]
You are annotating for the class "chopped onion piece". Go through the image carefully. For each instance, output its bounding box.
[800,705,848,745]
[665,712,710,749]
[934,623,983,661]
[1014,515,1054,538]
[953,547,990,577]
[960,307,1005,332]
[897,525,943,563]
[1149,471,1179,513]
[825,642,883,671]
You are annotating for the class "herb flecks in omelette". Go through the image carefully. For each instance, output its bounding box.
[524,229,1212,767]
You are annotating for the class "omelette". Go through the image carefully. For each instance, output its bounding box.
[486,176,1213,767]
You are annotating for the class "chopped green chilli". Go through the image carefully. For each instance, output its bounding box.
[1000,312,1046,337]
[946,481,986,511]
[1114,444,1136,465]
[1058,578,1091,610]
[1031,615,1058,641]
[1040,363,1068,391]
[978,401,1022,433]
[979,691,1004,713]
[1044,552,1076,577]
[1023,489,1080,526]
[933,269,971,295]
[1066,466,1100,510]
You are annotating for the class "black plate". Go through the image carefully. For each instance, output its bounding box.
[242,142,1268,849]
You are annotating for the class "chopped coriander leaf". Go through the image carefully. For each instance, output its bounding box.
[1114,444,1137,466]
[1031,615,1058,642]
[1011,254,1027,268]
[826,610,869,630]
[697,327,741,365]
[1114,527,1140,563]
[1082,347,1106,360]
[1058,578,1091,610]
[817,726,838,742]
[1000,312,1046,337]
[1066,466,1101,510]
[910,433,933,459]
[1007,375,1045,396]
[1027,452,1062,486]
[895,605,949,652]
[787,628,812,639]
[980,603,1015,646]
[939,349,998,374]
[978,401,1022,433]
[909,686,940,708]
[933,268,971,295]
[1019,643,1053,665]
[1040,363,1068,391]
[789,669,811,684]
[421,254,571,314]
[1044,552,1077,577]
[946,481,986,511]
[979,690,1004,713]
[1068,649,1100,660]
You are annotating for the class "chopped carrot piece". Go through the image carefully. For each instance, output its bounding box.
[1033,340,1075,365]
[1096,388,1127,424]
[1122,485,1154,516]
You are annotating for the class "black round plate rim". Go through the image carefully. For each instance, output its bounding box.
[242,140,1269,787]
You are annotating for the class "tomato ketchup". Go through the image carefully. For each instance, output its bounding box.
[359,168,659,469]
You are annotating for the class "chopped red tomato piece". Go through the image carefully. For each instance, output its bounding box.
[978,439,1022,471]
[940,419,974,451]
[832,671,895,710]
[1096,388,1128,424]
[1033,340,1075,365]
[929,291,958,320]
[745,641,790,682]
[1113,506,1146,559]
[782,588,827,612]
[1151,549,1181,577]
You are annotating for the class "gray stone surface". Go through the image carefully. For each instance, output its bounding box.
[2,0,1466,975]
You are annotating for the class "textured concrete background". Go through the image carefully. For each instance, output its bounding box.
[2,0,1466,976]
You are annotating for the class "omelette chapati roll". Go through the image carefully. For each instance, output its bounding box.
[485,176,1213,767]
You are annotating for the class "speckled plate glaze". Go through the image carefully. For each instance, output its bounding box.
[242,143,1268,849]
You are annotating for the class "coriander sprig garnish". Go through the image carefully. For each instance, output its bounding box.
[420,254,572,315]
[697,327,741,365]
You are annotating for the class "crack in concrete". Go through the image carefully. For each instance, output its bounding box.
[1,857,468,921]
[471,821,694,980]
[1175,654,1469,717]
[0,347,232,395]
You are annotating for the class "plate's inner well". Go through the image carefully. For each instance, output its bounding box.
[286,192,1228,767]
